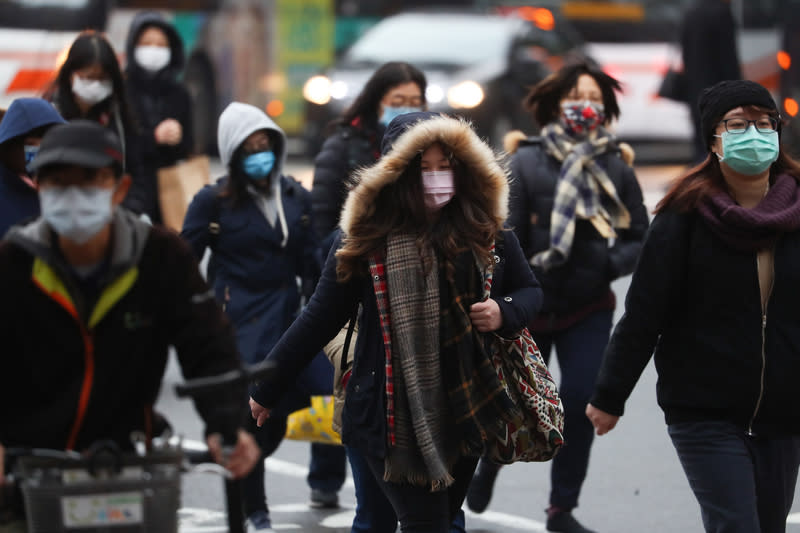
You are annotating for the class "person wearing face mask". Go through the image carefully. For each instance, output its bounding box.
[0,97,66,236]
[124,11,194,225]
[0,120,262,528]
[312,61,426,241]
[47,31,151,221]
[465,61,650,533]
[586,79,800,533]
[249,111,542,533]
[181,102,346,531]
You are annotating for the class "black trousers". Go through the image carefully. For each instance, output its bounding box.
[364,453,478,533]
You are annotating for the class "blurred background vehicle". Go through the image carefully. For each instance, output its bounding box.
[301,7,587,155]
[0,0,336,156]
[0,0,796,162]
[497,0,798,161]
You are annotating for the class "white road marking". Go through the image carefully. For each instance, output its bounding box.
[180,439,548,531]
[788,512,800,523]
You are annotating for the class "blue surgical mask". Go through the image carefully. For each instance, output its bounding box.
[23,145,39,174]
[39,186,114,244]
[379,106,423,127]
[715,126,779,175]
[242,151,276,180]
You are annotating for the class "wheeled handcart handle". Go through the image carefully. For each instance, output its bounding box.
[174,360,279,398]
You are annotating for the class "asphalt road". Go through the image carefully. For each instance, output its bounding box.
[157,162,800,532]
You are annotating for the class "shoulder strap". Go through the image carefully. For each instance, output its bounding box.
[208,188,222,250]
[341,301,358,373]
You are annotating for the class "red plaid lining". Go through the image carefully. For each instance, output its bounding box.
[367,254,396,447]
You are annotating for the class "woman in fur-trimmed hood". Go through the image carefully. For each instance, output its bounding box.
[250,112,542,532]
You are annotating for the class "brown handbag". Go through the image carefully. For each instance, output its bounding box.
[157,155,211,232]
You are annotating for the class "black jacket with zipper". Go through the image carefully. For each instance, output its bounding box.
[590,208,800,436]
[0,209,246,452]
[311,121,383,240]
[507,135,649,318]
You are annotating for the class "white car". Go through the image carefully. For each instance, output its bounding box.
[584,42,692,150]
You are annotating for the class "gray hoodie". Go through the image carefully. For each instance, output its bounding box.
[217,102,290,246]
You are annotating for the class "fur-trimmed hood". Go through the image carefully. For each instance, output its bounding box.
[339,113,509,235]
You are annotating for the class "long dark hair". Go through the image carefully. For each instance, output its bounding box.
[50,31,134,132]
[333,61,427,131]
[524,60,622,127]
[336,144,500,282]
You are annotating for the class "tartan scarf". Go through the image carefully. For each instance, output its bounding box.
[383,232,459,490]
[440,242,527,458]
[533,123,631,271]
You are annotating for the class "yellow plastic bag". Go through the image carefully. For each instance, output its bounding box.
[284,395,342,445]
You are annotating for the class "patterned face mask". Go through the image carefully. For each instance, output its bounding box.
[561,100,605,136]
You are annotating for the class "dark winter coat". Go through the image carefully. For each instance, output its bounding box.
[680,0,741,106]
[181,176,318,364]
[507,135,649,322]
[591,207,800,437]
[251,115,543,458]
[0,209,245,452]
[0,98,65,236]
[311,120,383,239]
[50,92,150,219]
[125,11,194,171]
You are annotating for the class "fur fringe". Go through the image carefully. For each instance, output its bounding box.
[339,115,509,237]
[503,130,527,154]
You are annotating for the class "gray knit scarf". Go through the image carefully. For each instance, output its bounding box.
[384,232,459,490]
[533,123,631,271]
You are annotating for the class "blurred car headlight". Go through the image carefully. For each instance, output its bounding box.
[303,75,332,105]
[330,80,349,100]
[447,81,484,109]
[426,84,445,105]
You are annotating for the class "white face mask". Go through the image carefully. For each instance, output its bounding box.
[72,76,114,106]
[40,186,114,244]
[421,169,456,210]
[134,45,171,72]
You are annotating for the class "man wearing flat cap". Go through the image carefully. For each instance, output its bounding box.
[0,121,259,515]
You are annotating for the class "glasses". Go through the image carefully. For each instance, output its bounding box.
[720,117,779,134]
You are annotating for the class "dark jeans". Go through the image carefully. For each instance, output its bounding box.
[346,447,467,533]
[364,453,477,533]
[668,421,800,533]
[535,309,612,510]
[243,352,347,515]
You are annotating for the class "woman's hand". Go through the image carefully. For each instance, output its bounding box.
[585,403,619,436]
[249,397,270,427]
[206,429,260,479]
[470,298,503,332]
[154,118,182,146]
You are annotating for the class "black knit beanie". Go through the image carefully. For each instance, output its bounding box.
[698,79,779,150]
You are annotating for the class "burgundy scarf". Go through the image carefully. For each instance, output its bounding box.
[697,173,800,252]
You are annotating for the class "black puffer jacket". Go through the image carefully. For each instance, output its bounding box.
[591,206,800,436]
[507,134,649,318]
[311,121,383,239]
[125,11,194,223]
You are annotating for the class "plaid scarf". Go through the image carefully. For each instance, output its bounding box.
[532,123,631,271]
[440,242,527,458]
[369,237,525,490]
[383,232,459,490]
